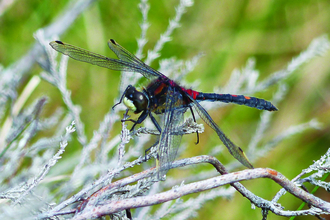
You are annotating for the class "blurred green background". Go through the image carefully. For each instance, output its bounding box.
[1,0,330,219]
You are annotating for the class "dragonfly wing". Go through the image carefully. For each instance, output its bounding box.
[49,41,160,80]
[157,87,186,180]
[188,96,254,169]
[107,39,162,80]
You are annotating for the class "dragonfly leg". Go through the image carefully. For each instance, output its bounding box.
[120,109,133,122]
[122,110,149,131]
[189,106,199,144]
[112,85,133,110]
[142,113,162,162]
[125,209,132,220]
[148,112,162,133]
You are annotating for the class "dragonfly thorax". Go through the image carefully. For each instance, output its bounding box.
[123,86,148,114]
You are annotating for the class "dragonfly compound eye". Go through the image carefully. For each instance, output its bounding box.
[123,87,148,114]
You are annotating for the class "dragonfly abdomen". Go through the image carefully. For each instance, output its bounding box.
[196,93,278,111]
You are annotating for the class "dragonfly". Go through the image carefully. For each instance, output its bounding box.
[49,39,278,178]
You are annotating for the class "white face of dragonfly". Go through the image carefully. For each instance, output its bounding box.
[123,86,148,114]
[123,96,137,112]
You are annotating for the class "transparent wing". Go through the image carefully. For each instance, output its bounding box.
[189,96,254,169]
[49,40,161,80]
[157,87,186,180]
[107,39,163,79]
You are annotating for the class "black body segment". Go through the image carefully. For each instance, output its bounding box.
[195,93,278,111]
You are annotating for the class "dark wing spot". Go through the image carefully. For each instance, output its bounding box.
[110,39,116,44]
[55,40,64,44]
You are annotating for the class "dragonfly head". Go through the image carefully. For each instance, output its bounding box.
[123,86,148,114]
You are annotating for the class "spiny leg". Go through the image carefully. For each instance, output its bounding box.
[121,110,149,131]
[144,113,162,162]
[189,105,199,144]
[112,85,133,110]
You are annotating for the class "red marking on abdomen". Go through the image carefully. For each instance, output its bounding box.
[244,96,251,100]
[185,89,199,99]
[231,95,238,97]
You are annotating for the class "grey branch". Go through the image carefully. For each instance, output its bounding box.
[38,155,330,219]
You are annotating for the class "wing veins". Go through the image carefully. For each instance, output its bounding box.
[49,41,161,80]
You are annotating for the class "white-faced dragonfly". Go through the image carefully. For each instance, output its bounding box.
[50,39,278,178]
